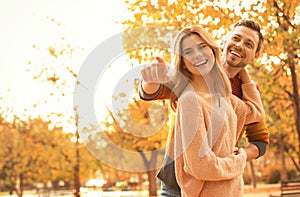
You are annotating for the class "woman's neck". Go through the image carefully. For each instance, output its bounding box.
[190,74,215,94]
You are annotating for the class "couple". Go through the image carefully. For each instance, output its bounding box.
[139,20,269,196]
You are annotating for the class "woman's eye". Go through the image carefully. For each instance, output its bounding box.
[198,44,206,49]
[183,50,191,55]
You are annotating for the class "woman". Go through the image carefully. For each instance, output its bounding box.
[166,26,265,196]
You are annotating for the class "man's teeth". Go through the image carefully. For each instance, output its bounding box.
[230,51,242,58]
[195,60,208,67]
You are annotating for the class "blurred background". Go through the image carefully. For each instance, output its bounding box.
[0,0,299,196]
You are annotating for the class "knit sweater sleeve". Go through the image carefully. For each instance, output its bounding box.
[175,91,247,181]
[231,83,266,135]
[138,81,173,100]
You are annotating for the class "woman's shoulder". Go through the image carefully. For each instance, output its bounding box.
[179,88,197,99]
[178,89,205,106]
[177,90,203,118]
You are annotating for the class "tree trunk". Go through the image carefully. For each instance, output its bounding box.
[139,151,158,196]
[249,161,257,188]
[280,134,288,181]
[148,169,157,197]
[74,130,80,197]
[288,58,300,168]
[74,110,80,197]
[15,173,23,197]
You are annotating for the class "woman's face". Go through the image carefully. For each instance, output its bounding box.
[181,33,215,77]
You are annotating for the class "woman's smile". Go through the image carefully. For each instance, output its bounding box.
[194,59,208,67]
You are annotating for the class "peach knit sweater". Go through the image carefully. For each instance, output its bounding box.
[173,83,265,197]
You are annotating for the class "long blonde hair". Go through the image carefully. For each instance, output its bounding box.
[169,26,232,111]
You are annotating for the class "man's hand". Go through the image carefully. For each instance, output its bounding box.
[140,57,171,94]
[244,143,259,161]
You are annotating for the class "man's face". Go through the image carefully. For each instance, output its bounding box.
[223,26,260,69]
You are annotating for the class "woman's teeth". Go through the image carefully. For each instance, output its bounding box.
[194,60,208,67]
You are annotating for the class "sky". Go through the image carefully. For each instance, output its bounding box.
[0,0,134,127]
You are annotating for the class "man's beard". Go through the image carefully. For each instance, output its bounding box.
[225,58,248,78]
[227,57,247,68]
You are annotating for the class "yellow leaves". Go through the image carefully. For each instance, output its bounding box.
[47,73,60,84]
[102,98,170,152]
[48,46,57,58]
[0,116,79,184]
[134,13,142,22]
[128,99,152,125]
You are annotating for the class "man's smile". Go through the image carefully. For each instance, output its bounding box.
[230,50,244,58]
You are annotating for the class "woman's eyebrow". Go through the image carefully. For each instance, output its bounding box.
[197,42,206,46]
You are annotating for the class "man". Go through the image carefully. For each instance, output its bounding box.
[139,20,269,196]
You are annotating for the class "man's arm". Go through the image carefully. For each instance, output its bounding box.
[236,68,269,161]
[244,121,269,161]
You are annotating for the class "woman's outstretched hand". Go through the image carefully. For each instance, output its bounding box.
[141,57,171,83]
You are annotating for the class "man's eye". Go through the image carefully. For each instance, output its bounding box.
[232,36,239,41]
[246,43,253,48]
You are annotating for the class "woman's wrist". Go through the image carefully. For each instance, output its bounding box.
[141,79,161,95]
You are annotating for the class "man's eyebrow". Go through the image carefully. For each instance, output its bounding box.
[233,34,255,45]
[232,34,241,37]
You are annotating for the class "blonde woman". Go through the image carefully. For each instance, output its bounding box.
[156,26,265,196]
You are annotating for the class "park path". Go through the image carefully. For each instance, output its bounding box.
[1,184,281,197]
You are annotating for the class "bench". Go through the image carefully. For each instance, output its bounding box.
[280,180,300,196]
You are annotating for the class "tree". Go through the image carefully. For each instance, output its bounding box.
[84,85,170,196]
[27,17,139,195]
[0,115,75,197]
[28,18,85,195]
[256,0,300,179]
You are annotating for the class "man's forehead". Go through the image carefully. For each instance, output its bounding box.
[230,26,259,44]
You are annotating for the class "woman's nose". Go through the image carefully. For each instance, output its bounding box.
[194,50,203,60]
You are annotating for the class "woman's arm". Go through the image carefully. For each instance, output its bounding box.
[139,81,173,100]
[139,57,173,100]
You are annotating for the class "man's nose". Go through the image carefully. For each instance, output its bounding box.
[235,42,243,51]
